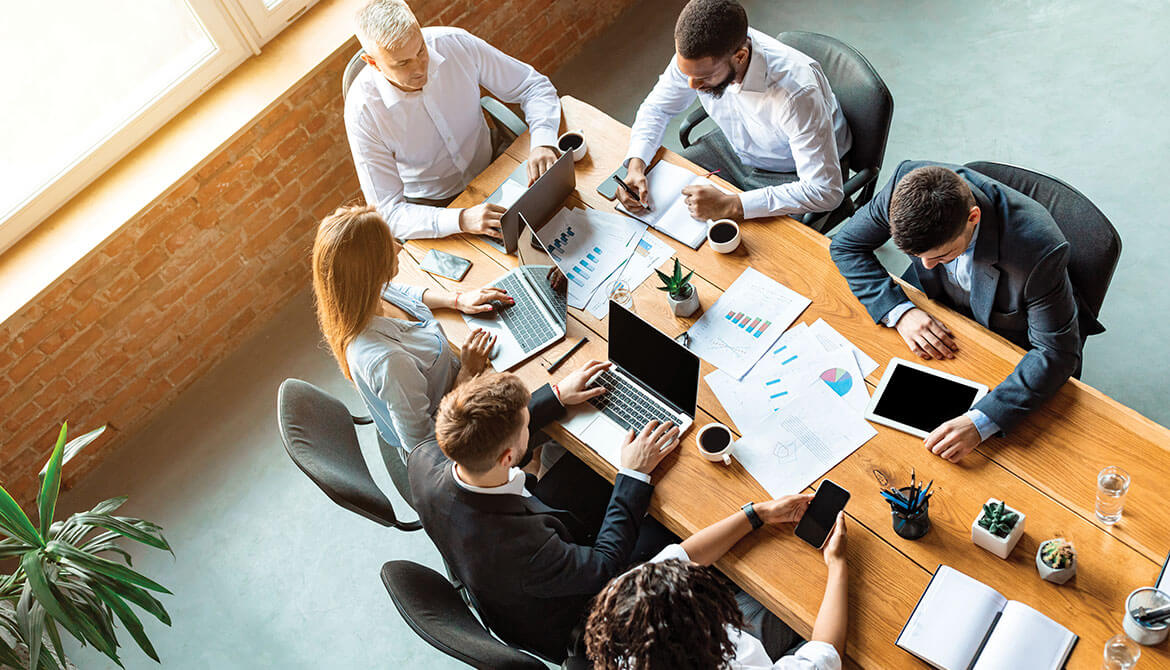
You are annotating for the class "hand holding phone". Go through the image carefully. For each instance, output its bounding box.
[795,480,850,549]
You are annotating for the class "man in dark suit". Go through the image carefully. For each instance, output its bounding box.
[830,161,1084,463]
[408,360,679,662]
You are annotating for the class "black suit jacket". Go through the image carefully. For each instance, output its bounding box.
[408,384,653,662]
[829,160,1083,433]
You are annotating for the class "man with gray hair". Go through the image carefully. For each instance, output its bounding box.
[346,0,562,240]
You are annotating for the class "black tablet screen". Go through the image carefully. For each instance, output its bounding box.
[872,365,980,433]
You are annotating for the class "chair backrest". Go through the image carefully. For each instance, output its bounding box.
[341,49,367,100]
[778,32,893,175]
[963,161,1122,324]
[277,379,419,530]
[381,561,547,670]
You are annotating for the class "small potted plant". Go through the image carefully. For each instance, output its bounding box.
[1036,538,1077,584]
[656,258,699,317]
[971,499,1026,559]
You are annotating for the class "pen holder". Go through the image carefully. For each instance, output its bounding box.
[891,486,931,540]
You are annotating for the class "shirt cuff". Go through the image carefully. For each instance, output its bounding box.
[623,140,659,169]
[793,640,842,670]
[965,409,1001,442]
[529,127,559,151]
[881,301,917,327]
[738,189,771,220]
[436,207,463,238]
[618,468,651,484]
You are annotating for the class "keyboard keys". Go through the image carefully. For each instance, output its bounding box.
[586,370,677,432]
[495,274,556,352]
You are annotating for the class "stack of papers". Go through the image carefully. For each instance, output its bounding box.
[616,161,726,249]
[541,207,645,309]
[584,232,675,318]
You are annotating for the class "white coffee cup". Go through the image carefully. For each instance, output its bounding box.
[697,423,734,465]
[557,130,587,162]
[707,218,741,253]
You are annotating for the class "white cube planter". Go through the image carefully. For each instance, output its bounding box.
[971,498,1025,559]
[1035,542,1077,584]
[667,286,700,317]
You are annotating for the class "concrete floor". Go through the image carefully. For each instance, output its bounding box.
[60,1,1168,668]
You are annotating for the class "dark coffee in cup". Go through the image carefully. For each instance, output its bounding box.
[709,221,737,244]
[558,133,583,151]
[699,425,732,452]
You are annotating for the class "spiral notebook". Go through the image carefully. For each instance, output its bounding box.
[615,161,718,249]
[897,566,1078,670]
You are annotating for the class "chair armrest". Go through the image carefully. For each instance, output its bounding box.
[480,96,528,139]
[352,415,374,425]
[842,166,877,198]
[678,105,711,149]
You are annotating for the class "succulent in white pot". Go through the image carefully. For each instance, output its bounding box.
[971,499,1026,559]
[656,259,700,318]
[1036,538,1077,584]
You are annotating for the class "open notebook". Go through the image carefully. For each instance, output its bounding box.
[897,566,1077,670]
[616,160,721,249]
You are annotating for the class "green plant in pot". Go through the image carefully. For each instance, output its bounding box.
[970,498,1026,559]
[0,423,173,669]
[1036,538,1077,584]
[656,258,699,317]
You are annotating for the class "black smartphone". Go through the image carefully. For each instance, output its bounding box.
[794,480,850,549]
[419,249,472,281]
[595,164,629,200]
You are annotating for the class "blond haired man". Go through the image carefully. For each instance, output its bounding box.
[346,0,562,240]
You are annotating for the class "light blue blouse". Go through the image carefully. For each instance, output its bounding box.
[346,283,460,453]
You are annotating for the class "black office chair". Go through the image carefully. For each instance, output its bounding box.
[277,378,420,531]
[341,48,528,139]
[679,32,893,233]
[963,161,1122,358]
[381,561,547,670]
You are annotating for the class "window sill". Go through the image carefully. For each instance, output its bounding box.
[0,0,355,325]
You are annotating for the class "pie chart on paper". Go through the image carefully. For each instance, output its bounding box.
[819,368,853,397]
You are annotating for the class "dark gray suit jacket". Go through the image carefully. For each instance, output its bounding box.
[407,384,653,662]
[829,160,1082,433]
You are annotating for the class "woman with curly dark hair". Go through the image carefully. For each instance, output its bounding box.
[583,498,848,670]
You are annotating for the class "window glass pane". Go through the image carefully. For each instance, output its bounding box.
[0,0,219,219]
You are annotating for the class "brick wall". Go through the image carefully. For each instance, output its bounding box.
[0,0,636,506]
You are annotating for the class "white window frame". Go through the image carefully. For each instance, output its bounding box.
[0,0,319,254]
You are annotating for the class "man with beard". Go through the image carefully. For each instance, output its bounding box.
[618,0,852,222]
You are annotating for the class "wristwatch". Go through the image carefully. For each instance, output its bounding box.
[742,502,764,530]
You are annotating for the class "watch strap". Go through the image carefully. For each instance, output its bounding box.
[742,502,764,530]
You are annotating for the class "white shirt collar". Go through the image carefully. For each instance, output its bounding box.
[372,41,447,108]
[738,33,767,94]
[451,463,530,497]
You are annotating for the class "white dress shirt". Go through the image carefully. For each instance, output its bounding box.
[625,28,852,219]
[346,283,460,453]
[882,224,1000,439]
[637,544,842,670]
[345,26,561,240]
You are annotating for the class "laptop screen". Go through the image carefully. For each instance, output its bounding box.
[501,150,576,253]
[516,221,567,330]
[608,301,699,416]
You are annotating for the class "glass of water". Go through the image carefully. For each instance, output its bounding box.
[607,280,634,311]
[1102,633,1140,670]
[1096,466,1131,524]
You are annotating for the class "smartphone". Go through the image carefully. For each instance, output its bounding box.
[794,480,850,549]
[419,249,472,281]
[595,164,629,200]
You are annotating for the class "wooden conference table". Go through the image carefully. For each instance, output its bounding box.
[395,97,1170,668]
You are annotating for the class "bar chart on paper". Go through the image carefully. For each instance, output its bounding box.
[726,311,773,339]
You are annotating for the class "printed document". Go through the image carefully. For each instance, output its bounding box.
[584,232,675,318]
[616,161,722,248]
[542,207,643,309]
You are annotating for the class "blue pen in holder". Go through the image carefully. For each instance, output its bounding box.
[892,486,931,540]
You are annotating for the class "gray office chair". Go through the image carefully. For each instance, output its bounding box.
[341,48,528,139]
[277,378,420,531]
[679,32,893,233]
[963,161,1121,360]
[381,561,547,670]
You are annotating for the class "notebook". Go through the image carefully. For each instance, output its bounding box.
[897,566,1078,670]
[615,160,719,249]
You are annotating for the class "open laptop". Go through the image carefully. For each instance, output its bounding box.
[463,215,567,371]
[482,150,576,254]
[561,301,700,467]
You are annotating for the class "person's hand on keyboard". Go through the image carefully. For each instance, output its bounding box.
[455,286,513,315]
[554,360,611,405]
[620,420,680,475]
[460,328,496,377]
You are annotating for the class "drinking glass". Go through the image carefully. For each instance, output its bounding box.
[1096,466,1130,524]
[1102,633,1140,669]
[607,280,633,311]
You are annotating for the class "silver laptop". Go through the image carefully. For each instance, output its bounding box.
[560,301,699,467]
[463,218,567,371]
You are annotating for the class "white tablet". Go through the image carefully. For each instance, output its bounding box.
[865,358,989,438]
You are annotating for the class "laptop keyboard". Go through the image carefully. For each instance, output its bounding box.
[587,369,679,432]
[494,273,557,352]
[521,265,567,329]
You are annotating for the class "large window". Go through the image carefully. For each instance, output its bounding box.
[0,0,318,253]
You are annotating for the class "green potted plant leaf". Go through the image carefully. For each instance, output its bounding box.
[656,258,699,317]
[0,423,173,669]
[971,498,1026,559]
[1036,538,1077,584]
